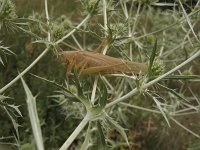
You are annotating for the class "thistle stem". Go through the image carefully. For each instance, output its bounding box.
[59,112,91,150]
[106,50,200,108]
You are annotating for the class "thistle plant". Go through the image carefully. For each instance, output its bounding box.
[0,0,19,36]
[0,0,200,150]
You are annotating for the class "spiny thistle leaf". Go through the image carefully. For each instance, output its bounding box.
[7,104,23,117]
[0,0,18,32]
[80,122,92,150]
[151,95,171,127]
[3,105,21,141]
[164,75,200,80]
[0,41,15,65]
[81,0,101,15]
[105,114,130,147]
[96,121,107,147]
[98,76,108,108]
[0,0,17,19]
[0,95,22,141]
[20,76,44,150]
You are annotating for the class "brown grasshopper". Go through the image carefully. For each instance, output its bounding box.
[60,38,148,76]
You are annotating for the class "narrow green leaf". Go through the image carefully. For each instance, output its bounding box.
[158,84,198,110]
[0,95,21,140]
[164,75,200,80]
[148,39,157,76]
[4,107,21,140]
[8,104,23,117]
[73,78,83,96]
[98,76,108,108]
[152,96,170,127]
[152,2,177,6]
[0,41,15,65]
[159,84,189,102]
[21,77,44,150]
[178,0,199,41]
[0,57,4,65]
[97,121,106,146]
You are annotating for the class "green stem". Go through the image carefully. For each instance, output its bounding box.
[45,0,51,42]
[0,47,50,94]
[102,0,108,55]
[55,14,91,45]
[120,102,161,114]
[120,102,199,116]
[106,50,200,108]
[59,112,91,150]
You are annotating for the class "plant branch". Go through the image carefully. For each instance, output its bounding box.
[106,50,200,108]
[59,112,91,150]
[120,102,199,116]
[45,0,51,41]
[55,14,91,45]
[0,47,50,94]
[102,0,108,55]
[0,14,92,94]
[120,102,161,114]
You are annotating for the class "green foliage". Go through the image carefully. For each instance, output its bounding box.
[0,0,17,19]
[80,0,101,15]
[52,15,72,41]
[149,59,164,77]
[0,0,17,32]
[0,41,14,65]
[0,95,22,142]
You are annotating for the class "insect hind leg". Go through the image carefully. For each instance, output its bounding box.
[67,56,76,76]
[76,59,89,77]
